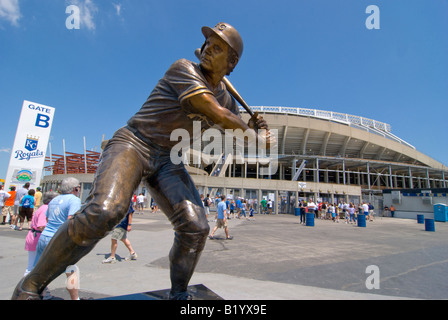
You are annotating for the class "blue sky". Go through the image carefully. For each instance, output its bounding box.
[1,0,447,180]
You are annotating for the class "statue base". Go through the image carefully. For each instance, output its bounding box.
[99,284,224,300]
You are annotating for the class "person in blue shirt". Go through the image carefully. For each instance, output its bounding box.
[230,200,235,219]
[235,197,242,218]
[33,177,82,300]
[17,189,35,231]
[102,204,138,264]
[208,195,232,240]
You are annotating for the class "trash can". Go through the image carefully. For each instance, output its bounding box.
[417,214,425,224]
[306,212,315,227]
[294,208,300,216]
[434,204,448,222]
[425,218,435,232]
[357,214,366,228]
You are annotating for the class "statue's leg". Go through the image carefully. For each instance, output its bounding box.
[147,159,209,299]
[12,128,149,300]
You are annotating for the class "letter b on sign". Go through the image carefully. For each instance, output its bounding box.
[35,114,50,128]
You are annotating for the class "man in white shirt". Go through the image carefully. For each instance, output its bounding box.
[267,199,273,214]
[0,185,11,224]
[137,193,145,214]
[362,202,369,219]
[307,199,317,215]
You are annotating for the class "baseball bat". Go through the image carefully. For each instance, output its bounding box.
[194,48,254,117]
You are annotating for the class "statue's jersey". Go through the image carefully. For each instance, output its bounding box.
[127,59,240,149]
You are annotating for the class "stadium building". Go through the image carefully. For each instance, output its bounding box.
[42,106,448,215]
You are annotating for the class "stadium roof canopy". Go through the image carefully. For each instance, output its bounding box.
[236,106,447,187]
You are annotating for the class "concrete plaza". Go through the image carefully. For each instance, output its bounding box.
[1,210,447,300]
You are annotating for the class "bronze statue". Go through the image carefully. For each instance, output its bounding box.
[12,22,274,300]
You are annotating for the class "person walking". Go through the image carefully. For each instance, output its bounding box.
[3,186,16,226]
[34,187,42,211]
[307,199,317,217]
[229,199,235,219]
[390,205,396,218]
[31,178,83,300]
[368,202,375,221]
[267,199,273,214]
[102,205,138,264]
[299,200,306,224]
[240,199,247,219]
[348,203,356,224]
[201,194,211,221]
[261,198,267,214]
[11,183,29,230]
[17,189,35,231]
[208,195,232,240]
[0,185,11,225]
[137,193,145,214]
[24,192,59,276]
[362,202,369,220]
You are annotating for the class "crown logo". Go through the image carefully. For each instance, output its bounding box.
[216,23,227,31]
[27,135,39,141]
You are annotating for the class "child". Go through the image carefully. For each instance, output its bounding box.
[249,206,255,221]
[24,192,59,275]
[18,189,35,231]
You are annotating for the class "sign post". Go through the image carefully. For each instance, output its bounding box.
[5,100,55,190]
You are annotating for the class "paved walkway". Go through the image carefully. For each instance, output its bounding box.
[2,210,447,300]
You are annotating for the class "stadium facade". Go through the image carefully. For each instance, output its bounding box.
[42,106,448,215]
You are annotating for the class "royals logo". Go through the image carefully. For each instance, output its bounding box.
[14,135,44,161]
[25,135,39,152]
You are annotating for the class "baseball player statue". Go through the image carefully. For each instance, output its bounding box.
[12,22,274,300]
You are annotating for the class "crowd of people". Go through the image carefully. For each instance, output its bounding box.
[1,184,380,232]
[200,194,272,221]
[192,194,379,227]
[297,199,377,225]
[0,182,44,231]
[132,192,276,221]
[1,180,86,299]
[2,179,141,300]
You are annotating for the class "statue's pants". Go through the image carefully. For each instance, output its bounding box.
[21,127,210,296]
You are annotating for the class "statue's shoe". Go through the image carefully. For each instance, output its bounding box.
[11,278,42,300]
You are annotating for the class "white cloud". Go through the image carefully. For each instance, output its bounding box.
[69,0,98,31]
[113,3,121,16]
[0,0,21,26]
[0,148,11,153]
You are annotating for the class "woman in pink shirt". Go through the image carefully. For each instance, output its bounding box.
[24,192,59,276]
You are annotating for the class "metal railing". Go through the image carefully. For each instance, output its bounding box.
[241,106,392,132]
[240,106,415,149]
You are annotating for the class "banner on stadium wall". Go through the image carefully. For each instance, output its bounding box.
[4,100,55,190]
